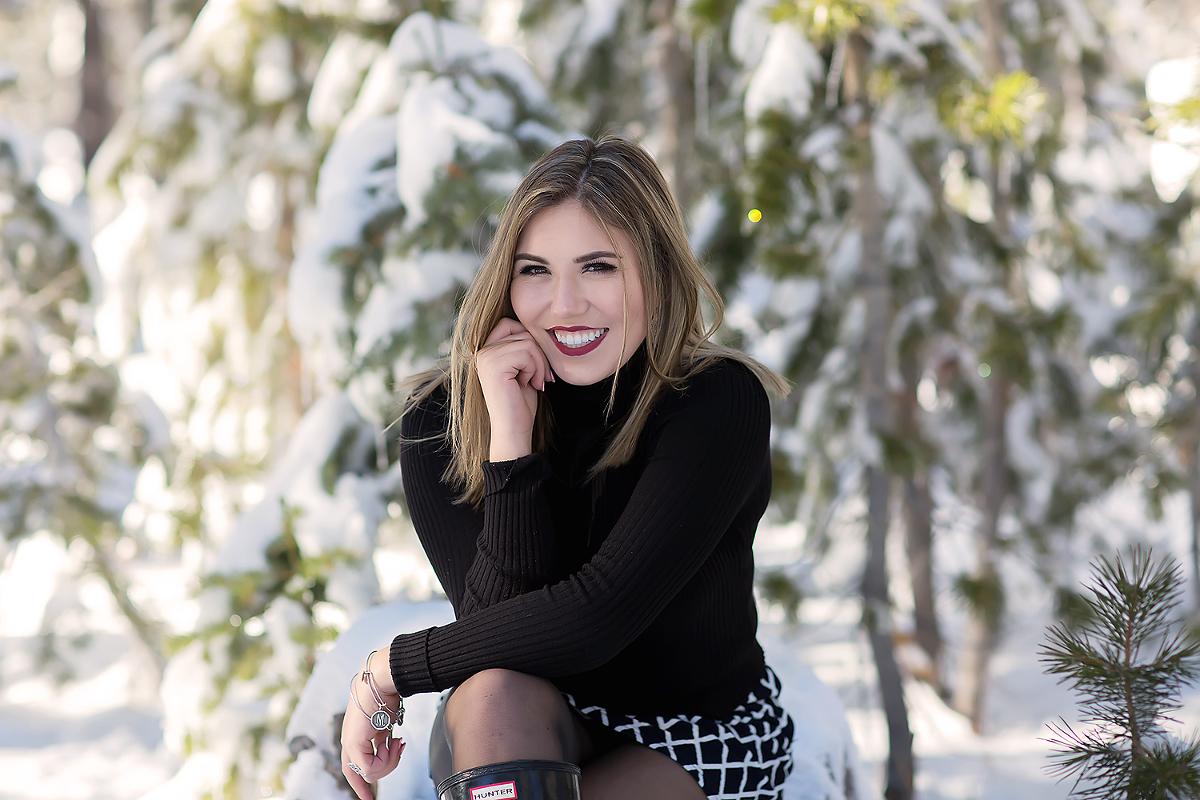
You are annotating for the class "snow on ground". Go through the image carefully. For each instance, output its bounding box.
[2,484,1198,800]
[0,630,176,800]
[780,596,1078,800]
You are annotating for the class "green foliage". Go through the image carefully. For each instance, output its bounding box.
[1041,549,1200,799]
[768,0,884,44]
[982,313,1033,389]
[955,570,1006,631]
[1054,586,1095,633]
[1151,91,1200,129]
[687,0,741,31]
[942,71,1046,146]
[759,569,804,624]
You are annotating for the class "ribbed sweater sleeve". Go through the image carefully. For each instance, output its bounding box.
[461,456,558,615]
[390,362,770,697]
[398,390,559,617]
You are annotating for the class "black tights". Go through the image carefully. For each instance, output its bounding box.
[428,669,706,800]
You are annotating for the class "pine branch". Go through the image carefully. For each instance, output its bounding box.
[1041,548,1200,799]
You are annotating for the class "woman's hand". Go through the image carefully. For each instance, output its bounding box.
[341,648,405,800]
[476,317,552,461]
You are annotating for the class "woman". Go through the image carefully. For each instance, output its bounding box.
[340,136,794,800]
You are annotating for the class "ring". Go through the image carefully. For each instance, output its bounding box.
[347,761,366,779]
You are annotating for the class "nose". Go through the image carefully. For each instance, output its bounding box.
[550,273,588,318]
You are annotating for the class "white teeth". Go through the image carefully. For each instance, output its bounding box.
[553,328,607,348]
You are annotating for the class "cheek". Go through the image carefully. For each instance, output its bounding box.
[625,278,648,334]
[508,285,535,325]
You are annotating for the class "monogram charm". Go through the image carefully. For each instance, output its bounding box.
[353,649,406,740]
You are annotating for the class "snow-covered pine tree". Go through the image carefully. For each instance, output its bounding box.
[1118,53,1200,609]
[147,11,563,798]
[940,0,1186,731]
[86,0,399,561]
[1041,547,1200,800]
[728,0,1171,744]
[0,113,160,669]
[727,4,940,794]
[518,0,772,222]
[79,0,401,795]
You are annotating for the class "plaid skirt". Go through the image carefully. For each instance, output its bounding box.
[564,667,795,800]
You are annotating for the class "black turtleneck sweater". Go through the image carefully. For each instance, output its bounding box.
[389,348,773,717]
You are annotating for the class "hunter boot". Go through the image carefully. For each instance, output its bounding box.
[435,759,582,800]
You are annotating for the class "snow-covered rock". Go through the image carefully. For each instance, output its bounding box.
[284,602,877,800]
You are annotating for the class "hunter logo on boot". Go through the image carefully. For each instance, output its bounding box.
[470,781,517,800]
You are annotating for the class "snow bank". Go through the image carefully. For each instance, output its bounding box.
[283,602,877,800]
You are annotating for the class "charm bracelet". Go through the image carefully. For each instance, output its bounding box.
[353,649,405,732]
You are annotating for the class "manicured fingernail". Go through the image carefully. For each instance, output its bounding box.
[540,380,546,391]
[383,736,390,751]
[548,372,556,382]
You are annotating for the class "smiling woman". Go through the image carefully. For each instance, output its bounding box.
[339,136,793,800]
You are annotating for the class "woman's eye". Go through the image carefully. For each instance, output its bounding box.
[517,264,547,276]
[583,261,617,274]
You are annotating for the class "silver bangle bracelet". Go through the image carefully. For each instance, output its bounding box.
[354,649,405,731]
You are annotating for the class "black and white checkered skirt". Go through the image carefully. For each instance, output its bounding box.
[564,667,795,800]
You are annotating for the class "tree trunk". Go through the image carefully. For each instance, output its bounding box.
[846,30,914,800]
[273,168,305,445]
[76,0,114,165]
[865,466,913,800]
[904,474,940,684]
[950,0,1012,732]
[898,352,942,689]
[139,0,153,34]
[1191,440,1199,610]
[650,0,694,214]
[1189,320,1200,609]
[952,375,1008,729]
[84,531,166,676]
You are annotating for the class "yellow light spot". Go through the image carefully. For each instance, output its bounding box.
[978,363,991,378]
[748,208,762,223]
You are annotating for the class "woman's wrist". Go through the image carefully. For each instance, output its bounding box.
[489,431,532,462]
[367,645,399,697]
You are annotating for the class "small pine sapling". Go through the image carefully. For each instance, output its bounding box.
[1040,548,1200,799]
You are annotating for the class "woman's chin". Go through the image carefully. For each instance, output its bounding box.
[547,358,619,386]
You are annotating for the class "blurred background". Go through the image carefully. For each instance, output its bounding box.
[1,0,1199,798]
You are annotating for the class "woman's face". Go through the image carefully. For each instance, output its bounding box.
[509,200,647,386]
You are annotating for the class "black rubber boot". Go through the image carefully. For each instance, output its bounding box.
[435,759,582,800]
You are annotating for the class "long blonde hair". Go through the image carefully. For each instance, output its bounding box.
[403,136,788,505]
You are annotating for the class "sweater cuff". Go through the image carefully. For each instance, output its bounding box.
[482,453,551,496]
[389,627,440,696]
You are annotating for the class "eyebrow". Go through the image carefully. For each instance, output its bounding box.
[513,250,620,264]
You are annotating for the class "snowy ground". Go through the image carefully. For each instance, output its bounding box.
[2,483,1198,800]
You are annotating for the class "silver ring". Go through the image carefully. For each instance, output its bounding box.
[347,761,366,779]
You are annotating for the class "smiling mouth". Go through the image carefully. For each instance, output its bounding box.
[550,328,609,355]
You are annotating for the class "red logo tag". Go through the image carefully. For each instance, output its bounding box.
[470,782,517,800]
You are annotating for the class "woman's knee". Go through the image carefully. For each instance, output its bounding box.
[442,669,583,766]
[444,669,570,731]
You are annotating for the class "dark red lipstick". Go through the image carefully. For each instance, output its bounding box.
[548,327,608,356]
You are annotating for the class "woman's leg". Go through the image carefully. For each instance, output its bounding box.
[441,669,590,771]
[439,669,704,799]
[581,744,707,800]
